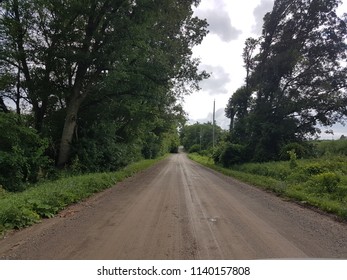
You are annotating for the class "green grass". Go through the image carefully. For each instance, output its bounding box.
[188,153,347,220]
[0,156,167,235]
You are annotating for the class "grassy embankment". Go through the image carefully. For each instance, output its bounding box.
[0,156,167,235]
[188,140,347,220]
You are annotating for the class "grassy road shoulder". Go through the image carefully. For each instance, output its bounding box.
[188,153,347,221]
[0,155,168,235]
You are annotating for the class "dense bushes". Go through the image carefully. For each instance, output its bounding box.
[0,113,50,191]
[307,172,341,194]
[188,144,201,153]
[72,122,142,173]
[283,143,305,159]
[209,139,347,168]
[0,110,179,191]
[212,142,247,167]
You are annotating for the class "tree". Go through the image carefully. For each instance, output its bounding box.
[225,86,253,142]
[180,122,224,152]
[0,0,208,167]
[243,37,258,92]
[226,37,258,137]
[71,79,186,171]
[225,0,347,162]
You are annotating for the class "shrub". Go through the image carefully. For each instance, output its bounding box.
[198,148,213,157]
[288,150,298,169]
[0,198,40,230]
[212,142,225,163]
[287,169,309,184]
[189,144,201,153]
[303,163,325,176]
[0,113,50,191]
[214,143,246,167]
[280,142,306,160]
[308,172,341,193]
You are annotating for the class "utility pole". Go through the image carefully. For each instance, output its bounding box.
[212,99,215,149]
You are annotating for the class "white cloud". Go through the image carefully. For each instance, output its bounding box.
[199,65,231,95]
[252,0,274,34]
[196,9,242,42]
[194,0,243,42]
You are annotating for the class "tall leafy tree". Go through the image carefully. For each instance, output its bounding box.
[225,38,258,141]
[226,0,347,161]
[243,37,258,92]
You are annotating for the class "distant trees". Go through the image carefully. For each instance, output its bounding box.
[225,0,347,163]
[180,122,224,153]
[0,0,209,190]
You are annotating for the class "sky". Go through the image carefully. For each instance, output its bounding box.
[183,0,347,139]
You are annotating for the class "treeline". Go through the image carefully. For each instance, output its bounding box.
[180,122,226,154]
[221,0,347,166]
[180,122,245,167]
[0,0,208,191]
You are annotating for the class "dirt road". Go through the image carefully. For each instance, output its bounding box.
[0,153,346,259]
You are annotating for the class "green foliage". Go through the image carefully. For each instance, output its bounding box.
[225,0,347,162]
[188,153,215,169]
[142,131,169,160]
[233,161,291,181]
[315,140,347,157]
[0,198,40,230]
[288,150,298,169]
[181,122,225,152]
[189,144,201,153]
[73,131,142,173]
[307,172,341,194]
[0,113,50,191]
[303,163,325,176]
[280,142,308,160]
[213,142,247,167]
[0,187,7,199]
[0,156,166,234]
[226,86,253,142]
[211,143,225,163]
[71,91,181,171]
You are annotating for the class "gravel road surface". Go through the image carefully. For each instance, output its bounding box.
[0,153,346,259]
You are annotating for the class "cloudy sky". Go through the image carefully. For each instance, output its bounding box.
[183,0,347,139]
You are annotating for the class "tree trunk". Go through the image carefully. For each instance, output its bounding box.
[16,64,21,114]
[57,90,85,167]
